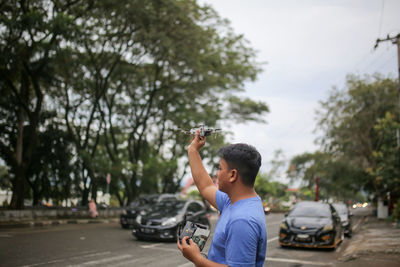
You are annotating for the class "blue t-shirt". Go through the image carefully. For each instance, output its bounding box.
[208,190,267,267]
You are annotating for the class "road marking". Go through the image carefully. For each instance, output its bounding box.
[177,262,194,267]
[140,243,163,248]
[70,254,133,266]
[0,234,13,237]
[110,259,140,267]
[20,251,111,267]
[143,246,179,253]
[68,251,112,260]
[266,257,333,266]
[267,236,279,243]
[21,259,65,266]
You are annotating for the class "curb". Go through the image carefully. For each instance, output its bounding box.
[0,218,119,229]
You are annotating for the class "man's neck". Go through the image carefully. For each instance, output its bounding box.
[228,186,258,205]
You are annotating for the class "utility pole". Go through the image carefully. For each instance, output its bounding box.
[374,33,400,148]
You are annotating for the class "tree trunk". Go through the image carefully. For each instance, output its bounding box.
[32,177,40,206]
[10,167,26,209]
[81,187,89,207]
[10,108,26,209]
[91,182,98,203]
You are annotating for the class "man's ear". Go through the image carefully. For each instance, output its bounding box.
[229,169,238,183]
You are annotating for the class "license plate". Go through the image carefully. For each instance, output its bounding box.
[142,228,155,234]
[297,234,309,239]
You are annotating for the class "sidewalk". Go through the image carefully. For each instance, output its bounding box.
[0,217,119,229]
[338,216,400,267]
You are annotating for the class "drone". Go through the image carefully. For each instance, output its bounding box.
[177,124,222,137]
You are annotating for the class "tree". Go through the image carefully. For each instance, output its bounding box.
[1,0,269,208]
[288,151,365,201]
[26,112,75,206]
[313,74,399,199]
[255,150,287,201]
[0,0,88,208]
[367,112,400,199]
[55,0,268,204]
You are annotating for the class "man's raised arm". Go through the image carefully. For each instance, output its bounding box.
[187,131,217,209]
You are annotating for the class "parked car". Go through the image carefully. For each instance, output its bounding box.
[132,199,210,241]
[332,202,353,237]
[279,201,344,249]
[120,194,178,229]
[262,202,271,215]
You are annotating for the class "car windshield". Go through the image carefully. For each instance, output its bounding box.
[333,204,348,215]
[289,203,331,218]
[129,196,156,207]
[151,200,186,214]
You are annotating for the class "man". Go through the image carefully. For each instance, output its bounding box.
[177,130,267,267]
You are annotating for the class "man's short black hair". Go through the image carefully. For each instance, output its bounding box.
[218,143,261,187]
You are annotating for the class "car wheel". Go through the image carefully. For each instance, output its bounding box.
[347,230,352,238]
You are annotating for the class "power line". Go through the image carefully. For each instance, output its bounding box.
[357,45,393,74]
[370,53,397,74]
[377,0,385,37]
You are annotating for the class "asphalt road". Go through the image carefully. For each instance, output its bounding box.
[0,208,369,267]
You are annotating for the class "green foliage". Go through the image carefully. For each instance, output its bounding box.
[288,151,366,200]
[255,174,287,201]
[289,74,400,202]
[186,190,202,201]
[367,112,400,197]
[0,165,11,190]
[109,195,121,207]
[298,187,314,200]
[1,0,268,207]
[26,116,75,205]
[227,96,269,123]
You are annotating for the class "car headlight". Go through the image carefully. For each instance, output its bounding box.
[161,217,177,226]
[136,215,142,224]
[280,222,288,230]
[322,224,333,231]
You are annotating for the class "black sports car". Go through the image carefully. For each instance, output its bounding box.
[132,199,210,241]
[120,194,177,229]
[333,202,353,237]
[279,201,344,249]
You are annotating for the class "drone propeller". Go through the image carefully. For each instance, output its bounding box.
[170,125,222,138]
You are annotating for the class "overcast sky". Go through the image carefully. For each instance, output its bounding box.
[199,0,400,184]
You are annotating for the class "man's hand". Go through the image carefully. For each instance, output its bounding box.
[187,130,206,152]
[177,236,228,267]
[177,236,202,263]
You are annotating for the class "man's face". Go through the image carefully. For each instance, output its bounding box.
[217,158,231,193]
